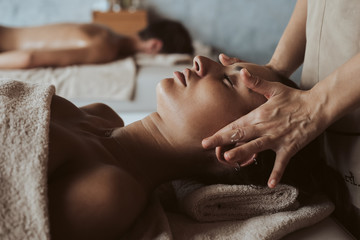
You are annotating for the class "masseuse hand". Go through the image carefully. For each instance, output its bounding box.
[203,54,325,188]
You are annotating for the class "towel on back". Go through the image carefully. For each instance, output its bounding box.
[0,57,136,101]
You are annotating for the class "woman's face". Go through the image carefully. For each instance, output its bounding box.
[156,56,278,148]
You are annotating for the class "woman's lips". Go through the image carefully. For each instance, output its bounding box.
[173,71,187,86]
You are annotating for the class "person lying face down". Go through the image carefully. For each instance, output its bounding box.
[0,19,194,69]
[47,56,342,240]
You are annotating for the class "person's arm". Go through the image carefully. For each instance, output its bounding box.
[313,53,360,127]
[266,0,307,78]
[220,0,307,76]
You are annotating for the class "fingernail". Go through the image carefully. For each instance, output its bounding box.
[222,54,230,60]
[242,68,252,78]
[268,179,277,188]
[224,151,234,161]
[202,139,213,149]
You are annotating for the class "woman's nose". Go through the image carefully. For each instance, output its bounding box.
[193,55,207,77]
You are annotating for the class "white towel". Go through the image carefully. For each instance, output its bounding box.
[167,195,334,240]
[0,79,54,240]
[0,57,136,101]
[172,180,299,222]
[134,53,192,66]
[123,191,334,240]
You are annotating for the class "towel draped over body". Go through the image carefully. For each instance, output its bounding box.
[0,79,54,240]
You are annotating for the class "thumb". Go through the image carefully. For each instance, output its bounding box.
[219,53,244,66]
[240,68,282,100]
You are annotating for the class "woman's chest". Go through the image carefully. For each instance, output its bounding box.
[48,96,124,177]
[48,114,118,179]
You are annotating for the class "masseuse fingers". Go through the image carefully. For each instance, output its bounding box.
[203,72,284,150]
[267,151,291,188]
[202,122,258,149]
[223,138,266,164]
[215,146,240,167]
[240,68,283,99]
[219,53,245,66]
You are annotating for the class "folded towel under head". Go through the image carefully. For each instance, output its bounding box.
[172,180,299,222]
[125,180,334,240]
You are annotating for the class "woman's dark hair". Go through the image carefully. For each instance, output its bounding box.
[138,19,194,54]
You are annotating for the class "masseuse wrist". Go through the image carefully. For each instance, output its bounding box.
[307,85,334,132]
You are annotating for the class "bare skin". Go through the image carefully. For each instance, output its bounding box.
[0,23,159,69]
[47,56,274,239]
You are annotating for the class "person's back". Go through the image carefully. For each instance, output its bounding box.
[0,23,125,68]
[2,23,102,50]
[0,19,194,69]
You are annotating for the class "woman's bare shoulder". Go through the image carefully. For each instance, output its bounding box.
[80,102,124,127]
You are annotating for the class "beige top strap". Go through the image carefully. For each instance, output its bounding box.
[302,0,360,132]
[302,0,360,90]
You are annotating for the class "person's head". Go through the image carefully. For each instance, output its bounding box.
[155,55,286,179]
[137,19,194,55]
[156,55,290,151]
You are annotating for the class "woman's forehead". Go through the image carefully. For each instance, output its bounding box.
[234,65,244,72]
[230,62,256,69]
[226,62,251,74]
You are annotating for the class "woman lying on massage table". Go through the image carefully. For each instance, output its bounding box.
[47,55,343,240]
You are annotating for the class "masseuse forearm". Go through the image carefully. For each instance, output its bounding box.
[310,53,360,129]
[267,0,307,78]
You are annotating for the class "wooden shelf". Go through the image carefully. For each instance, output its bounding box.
[92,10,148,36]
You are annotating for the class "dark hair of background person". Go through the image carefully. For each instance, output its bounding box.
[138,19,194,55]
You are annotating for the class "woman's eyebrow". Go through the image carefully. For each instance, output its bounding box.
[235,66,243,72]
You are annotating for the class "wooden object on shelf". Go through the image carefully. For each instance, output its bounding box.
[92,10,148,36]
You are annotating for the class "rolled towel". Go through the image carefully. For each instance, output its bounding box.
[172,180,299,222]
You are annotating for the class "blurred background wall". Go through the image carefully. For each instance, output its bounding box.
[0,0,301,81]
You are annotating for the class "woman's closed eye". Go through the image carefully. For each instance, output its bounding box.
[223,74,234,87]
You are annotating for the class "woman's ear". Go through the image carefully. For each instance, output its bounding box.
[143,38,163,54]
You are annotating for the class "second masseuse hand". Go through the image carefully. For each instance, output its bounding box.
[202,54,327,188]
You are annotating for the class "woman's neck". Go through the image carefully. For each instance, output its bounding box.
[108,113,208,193]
